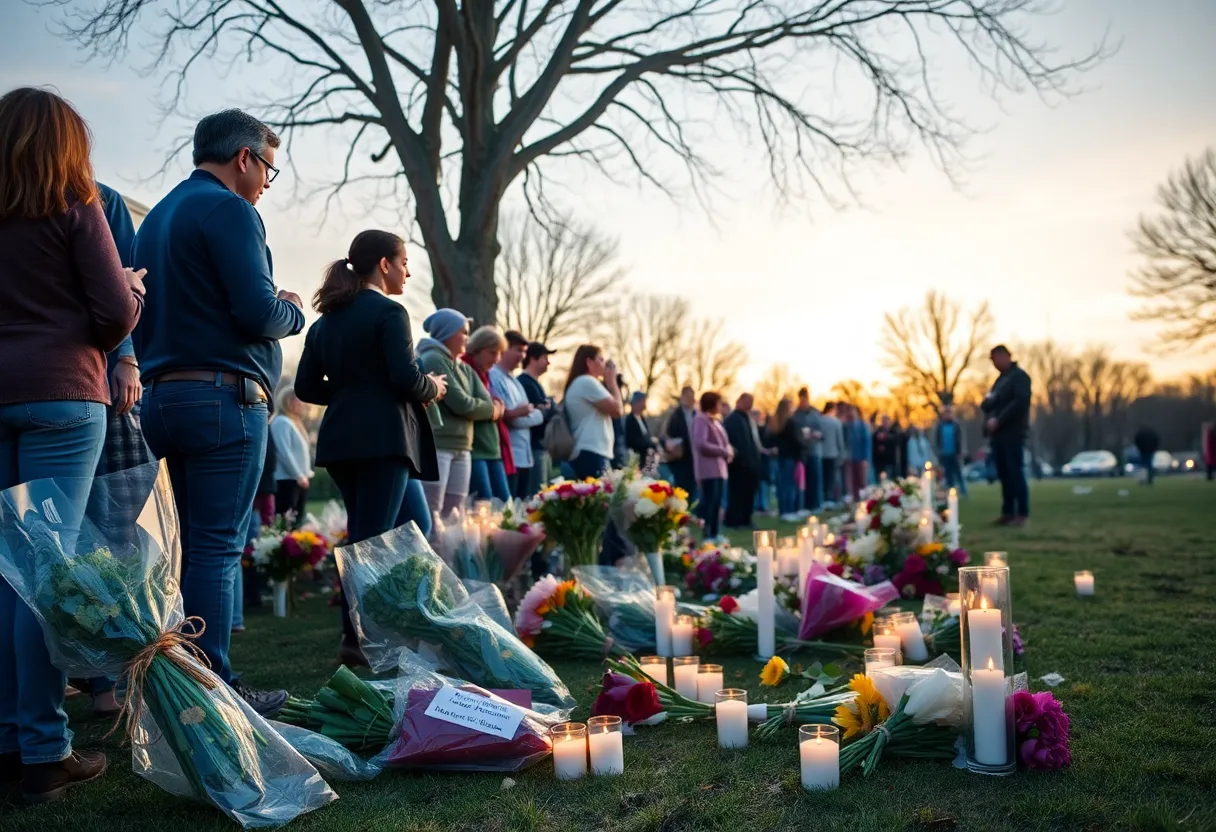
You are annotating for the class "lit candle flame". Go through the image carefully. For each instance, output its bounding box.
[987,657,995,672]
[979,595,990,610]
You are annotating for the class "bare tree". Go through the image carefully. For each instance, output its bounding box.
[1020,339,1082,466]
[56,1,1106,323]
[881,291,995,412]
[496,214,622,344]
[605,295,688,403]
[753,364,807,416]
[1130,148,1216,350]
[1074,345,1150,452]
[670,319,747,398]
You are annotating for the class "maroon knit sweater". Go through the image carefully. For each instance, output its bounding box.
[0,195,142,405]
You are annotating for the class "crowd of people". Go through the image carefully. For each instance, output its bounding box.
[0,88,1037,803]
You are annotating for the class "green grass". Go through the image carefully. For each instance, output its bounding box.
[4,478,1215,831]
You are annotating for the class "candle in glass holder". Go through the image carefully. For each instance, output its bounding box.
[971,657,1008,766]
[796,526,814,599]
[474,499,493,520]
[550,723,588,780]
[639,656,668,686]
[715,689,748,749]
[777,536,799,577]
[697,664,724,704]
[946,592,961,617]
[893,611,929,662]
[754,531,776,659]
[798,725,840,790]
[673,656,699,699]
[984,551,1008,568]
[864,647,897,676]
[1074,570,1094,596]
[917,514,933,546]
[587,715,624,776]
[967,594,1004,672]
[672,614,695,656]
[655,586,676,657]
[873,626,903,663]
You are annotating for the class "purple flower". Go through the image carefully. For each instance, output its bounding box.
[949,548,970,566]
[1011,624,1025,656]
[1012,690,1071,771]
[862,564,889,585]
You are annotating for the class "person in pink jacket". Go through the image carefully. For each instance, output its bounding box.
[692,391,734,538]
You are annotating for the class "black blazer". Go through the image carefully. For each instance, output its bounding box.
[665,407,694,471]
[626,413,658,458]
[294,290,439,479]
[724,409,762,475]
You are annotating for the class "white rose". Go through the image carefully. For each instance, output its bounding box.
[880,505,903,527]
[935,564,949,575]
[634,499,661,518]
[668,497,688,513]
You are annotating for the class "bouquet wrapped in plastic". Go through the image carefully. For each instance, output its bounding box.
[616,477,692,584]
[484,500,546,583]
[0,461,336,827]
[513,576,630,660]
[798,561,900,640]
[338,522,575,710]
[697,594,863,659]
[524,478,612,567]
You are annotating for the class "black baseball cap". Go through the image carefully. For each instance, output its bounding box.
[526,342,556,361]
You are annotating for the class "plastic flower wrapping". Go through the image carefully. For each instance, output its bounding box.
[524,477,613,567]
[797,561,901,640]
[512,575,629,660]
[337,522,575,711]
[0,461,336,827]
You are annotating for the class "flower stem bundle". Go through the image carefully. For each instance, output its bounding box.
[279,666,395,753]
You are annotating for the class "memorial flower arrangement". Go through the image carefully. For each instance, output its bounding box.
[1012,690,1071,770]
[620,477,692,553]
[696,595,864,659]
[484,500,546,583]
[514,576,629,660]
[682,541,755,600]
[890,543,970,599]
[525,477,613,567]
[605,656,714,721]
[836,668,962,776]
[590,670,663,726]
[248,521,329,582]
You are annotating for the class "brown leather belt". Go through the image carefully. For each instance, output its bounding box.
[151,370,268,402]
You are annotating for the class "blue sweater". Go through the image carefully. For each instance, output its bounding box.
[98,182,136,375]
[131,170,303,394]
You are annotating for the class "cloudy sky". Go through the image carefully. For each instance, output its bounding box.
[4,0,1214,394]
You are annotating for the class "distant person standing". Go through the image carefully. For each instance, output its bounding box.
[842,404,871,499]
[271,386,313,522]
[134,109,304,716]
[692,391,733,539]
[490,330,542,498]
[771,398,807,521]
[981,345,1032,526]
[935,404,968,496]
[793,388,823,514]
[905,425,936,474]
[462,326,512,502]
[663,386,698,499]
[872,415,898,481]
[819,402,845,507]
[1133,425,1161,486]
[1203,421,1215,481]
[723,393,763,529]
[517,342,556,496]
[625,392,660,471]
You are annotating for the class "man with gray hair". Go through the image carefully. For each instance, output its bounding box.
[132,109,304,716]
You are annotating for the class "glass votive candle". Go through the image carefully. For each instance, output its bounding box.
[672,614,695,656]
[550,722,587,781]
[864,647,898,676]
[1074,570,1095,597]
[985,551,1008,568]
[639,656,669,686]
[672,656,700,699]
[587,715,624,776]
[696,663,724,704]
[891,611,929,662]
[872,625,903,662]
[474,499,493,519]
[946,592,962,616]
[798,724,840,790]
[654,586,676,657]
[715,689,748,749]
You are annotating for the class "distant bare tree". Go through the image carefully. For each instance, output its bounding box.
[1020,340,1082,466]
[754,364,807,416]
[1074,345,1150,451]
[605,295,688,403]
[496,215,623,344]
[1130,148,1216,350]
[881,291,995,412]
[671,319,747,398]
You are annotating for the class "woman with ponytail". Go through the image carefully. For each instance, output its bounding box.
[294,230,447,665]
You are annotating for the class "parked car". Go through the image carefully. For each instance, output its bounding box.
[1061,450,1119,477]
[1125,449,1180,475]
[1175,451,1201,473]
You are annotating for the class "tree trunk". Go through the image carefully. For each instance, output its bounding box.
[426,225,501,328]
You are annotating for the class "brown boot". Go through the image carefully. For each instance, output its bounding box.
[21,750,106,804]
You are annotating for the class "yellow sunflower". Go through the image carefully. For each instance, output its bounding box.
[760,656,789,687]
[832,673,891,740]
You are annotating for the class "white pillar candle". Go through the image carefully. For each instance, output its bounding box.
[587,718,624,776]
[797,526,814,599]
[754,531,776,659]
[673,657,699,699]
[715,692,748,749]
[638,656,668,686]
[946,593,961,617]
[696,665,724,705]
[967,597,1004,672]
[873,631,903,662]
[777,541,799,578]
[799,729,840,790]
[894,612,929,662]
[672,615,695,656]
[984,551,1007,568]
[971,658,1008,766]
[1074,571,1094,597]
[921,463,934,507]
[919,514,934,546]
[947,488,960,550]
[550,726,588,781]
[654,587,675,657]
[981,574,1000,606]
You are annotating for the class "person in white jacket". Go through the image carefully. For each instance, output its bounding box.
[905,424,937,476]
[489,331,545,498]
[271,385,314,522]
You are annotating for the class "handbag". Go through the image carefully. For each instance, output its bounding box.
[542,403,576,462]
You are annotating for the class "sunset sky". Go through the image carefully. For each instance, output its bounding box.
[4,0,1214,395]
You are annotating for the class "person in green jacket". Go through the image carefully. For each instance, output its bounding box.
[417,308,499,515]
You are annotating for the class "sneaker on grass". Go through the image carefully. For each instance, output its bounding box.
[231,681,288,717]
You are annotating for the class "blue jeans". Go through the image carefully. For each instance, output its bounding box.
[470,458,512,502]
[777,457,799,515]
[991,437,1029,517]
[398,476,432,537]
[941,454,968,496]
[0,400,106,762]
[698,477,725,539]
[803,454,822,511]
[570,451,611,480]
[142,381,268,684]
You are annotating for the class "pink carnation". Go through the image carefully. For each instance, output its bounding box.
[949,548,971,566]
[1012,690,1071,771]
[513,574,558,637]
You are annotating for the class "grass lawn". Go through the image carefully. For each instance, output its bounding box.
[3,477,1215,832]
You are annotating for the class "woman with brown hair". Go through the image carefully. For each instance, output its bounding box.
[770,397,807,521]
[562,344,623,480]
[294,229,446,664]
[691,391,733,538]
[0,87,145,802]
